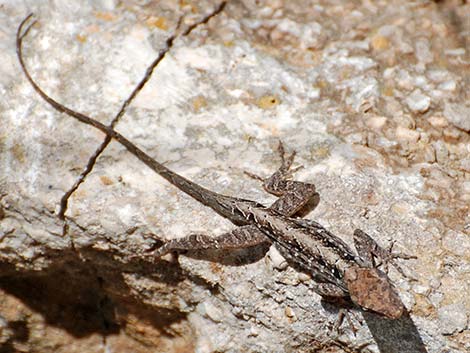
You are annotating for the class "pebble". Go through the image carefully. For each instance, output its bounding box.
[284,306,296,319]
[428,116,448,128]
[422,145,436,163]
[267,246,288,270]
[249,326,259,337]
[405,89,431,113]
[443,102,470,132]
[445,48,466,56]
[396,69,414,90]
[98,0,116,10]
[427,69,450,83]
[395,114,416,129]
[443,127,461,140]
[438,80,456,92]
[297,273,311,282]
[460,159,470,173]
[433,140,448,164]
[415,38,433,64]
[365,115,387,129]
[412,283,430,295]
[428,291,444,308]
[198,301,223,323]
[395,126,420,143]
[371,35,389,50]
[437,303,468,335]
[257,95,281,109]
[443,230,470,257]
[462,181,470,193]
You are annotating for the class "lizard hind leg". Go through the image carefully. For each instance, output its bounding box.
[148,224,270,258]
[332,308,364,336]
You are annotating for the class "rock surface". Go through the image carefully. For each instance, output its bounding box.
[1,0,470,352]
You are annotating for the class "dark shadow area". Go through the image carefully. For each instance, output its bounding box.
[0,238,271,347]
[0,319,29,353]
[363,311,428,353]
[319,301,428,352]
[0,248,188,340]
[0,256,118,338]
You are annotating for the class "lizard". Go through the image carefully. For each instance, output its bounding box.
[16,13,409,320]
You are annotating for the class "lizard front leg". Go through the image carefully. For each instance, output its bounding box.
[353,229,416,274]
[246,141,317,216]
[246,143,352,301]
[150,142,316,258]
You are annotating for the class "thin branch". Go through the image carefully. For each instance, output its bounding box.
[16,2,227,221]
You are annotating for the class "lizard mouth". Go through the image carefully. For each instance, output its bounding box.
[344,266,405,319]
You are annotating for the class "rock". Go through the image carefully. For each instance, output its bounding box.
[415,38,433,64]
[437,303,468,335]
[405,89,431,113]
[2,1,470,352]
[365,115,387,129]
[395,126,420,143]
[460,159,470,173]
[433,140,448,164]
[443,102,470,132]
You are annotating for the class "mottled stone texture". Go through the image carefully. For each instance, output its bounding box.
[1,0,469,352]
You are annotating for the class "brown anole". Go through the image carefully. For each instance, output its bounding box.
[16,12,411,320]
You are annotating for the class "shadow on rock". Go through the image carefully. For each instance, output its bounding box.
[0,247,192,340]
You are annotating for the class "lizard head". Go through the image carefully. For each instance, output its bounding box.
[343,266,404,319]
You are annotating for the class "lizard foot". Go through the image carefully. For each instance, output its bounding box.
[244,141,304,196]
